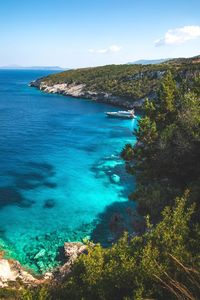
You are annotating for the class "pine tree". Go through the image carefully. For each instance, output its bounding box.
[157,70,177,125]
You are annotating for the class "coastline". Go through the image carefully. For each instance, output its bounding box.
[0,78,139,287]
[0,75,139,287]
[29,79,146,110]
[0,242,87,287]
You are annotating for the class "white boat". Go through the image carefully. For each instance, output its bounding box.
[106,109,135,119]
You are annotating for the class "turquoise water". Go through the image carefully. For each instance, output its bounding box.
[0,70,138,273]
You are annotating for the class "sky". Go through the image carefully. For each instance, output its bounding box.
[0,0,200,68]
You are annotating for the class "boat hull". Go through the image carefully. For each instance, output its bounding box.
[106,113,135,119]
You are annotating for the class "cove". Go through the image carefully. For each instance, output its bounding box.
[0,70,138,273]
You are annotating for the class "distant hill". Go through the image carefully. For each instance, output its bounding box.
[128,55,200,65]
[128,58,171,65]
[164,55,200,65]
[0,65,66,70]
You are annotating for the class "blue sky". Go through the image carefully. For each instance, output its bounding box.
[0,0,200,68]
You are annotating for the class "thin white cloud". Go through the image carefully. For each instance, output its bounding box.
[89,45,122,54]
[155,25,200,46]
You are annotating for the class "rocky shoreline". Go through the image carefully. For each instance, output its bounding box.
[30,80,146,109]
[0,242,87,287]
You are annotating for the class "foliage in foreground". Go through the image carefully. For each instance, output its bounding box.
[122,71,200,222]
[1,194,199,300]
[47,193,200,300]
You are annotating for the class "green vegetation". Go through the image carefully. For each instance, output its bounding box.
[45,193,199,300]
[124,71,200,222]
[45,70,199,300]
[0,285,49,300]
[41,55,200,102]
[2,195,199,299]
[1,61,200,299]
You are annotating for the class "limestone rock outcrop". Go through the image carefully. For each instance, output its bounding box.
[30,80,145,109]
[0,258,37,287]
[55,242,87,281]
[0,242,88,286]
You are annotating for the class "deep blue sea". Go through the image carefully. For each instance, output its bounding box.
[0,70,138,273]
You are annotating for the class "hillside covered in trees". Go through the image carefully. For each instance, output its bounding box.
[1,63,200,299]
[34,55,200,103]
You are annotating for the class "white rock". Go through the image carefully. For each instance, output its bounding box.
[0,259,17,284]
[111,174,120,183]
[0,259,36,287]
[64,242,87,263]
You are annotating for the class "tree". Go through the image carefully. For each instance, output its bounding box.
[156,70,177,126]
[45,192,199,300]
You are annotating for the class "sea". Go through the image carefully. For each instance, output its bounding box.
[0,70,138,273]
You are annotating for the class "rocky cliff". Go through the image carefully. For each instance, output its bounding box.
[0,242,87,287]
[0,258,38,287]
[30,80,146,109]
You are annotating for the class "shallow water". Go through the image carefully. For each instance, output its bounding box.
[0,70,138,273]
